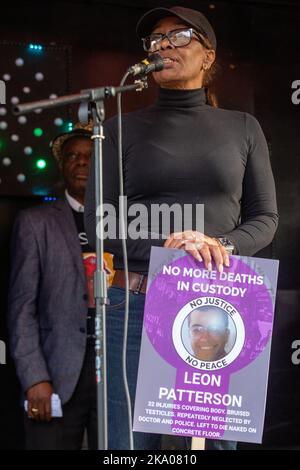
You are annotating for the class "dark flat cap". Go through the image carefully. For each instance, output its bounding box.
[136,6,217,50]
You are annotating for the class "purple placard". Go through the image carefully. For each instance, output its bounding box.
[133,247,279,443]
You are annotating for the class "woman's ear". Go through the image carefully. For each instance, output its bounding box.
[203,49,216,71]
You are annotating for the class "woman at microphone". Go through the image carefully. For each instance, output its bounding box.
[85,6,278,450]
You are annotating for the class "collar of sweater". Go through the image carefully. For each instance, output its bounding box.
[156,86,207,108]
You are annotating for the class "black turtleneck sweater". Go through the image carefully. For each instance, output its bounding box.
[84,88,278,273]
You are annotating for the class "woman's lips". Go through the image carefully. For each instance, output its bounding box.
[161,57,178,69]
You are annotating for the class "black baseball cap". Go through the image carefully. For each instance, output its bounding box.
[136,6,217,50]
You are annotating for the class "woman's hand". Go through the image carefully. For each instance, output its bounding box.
[164,231,230,273]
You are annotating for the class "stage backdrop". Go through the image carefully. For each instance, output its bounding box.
[0,42,71,196]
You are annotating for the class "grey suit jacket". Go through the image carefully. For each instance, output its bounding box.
[8,198,89,404]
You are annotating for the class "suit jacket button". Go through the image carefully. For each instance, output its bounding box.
[80,327,86,333]
[83,294,88,301]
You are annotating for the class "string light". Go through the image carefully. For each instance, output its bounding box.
[36,158,47,170]
[28,43,43,52]
[33,127,43,137]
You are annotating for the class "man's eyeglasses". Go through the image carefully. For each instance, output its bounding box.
[190,324,227,336]
[142,28,208,53]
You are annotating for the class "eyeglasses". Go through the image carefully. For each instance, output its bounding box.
[190,325,227,336]
[142,28,207,53]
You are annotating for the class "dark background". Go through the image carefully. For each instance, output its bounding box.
[0,0,300,449]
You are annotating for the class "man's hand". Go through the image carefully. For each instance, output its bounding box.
[26,382,53,422]
[164,231,230,272]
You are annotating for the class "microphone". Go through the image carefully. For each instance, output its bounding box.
[128,53,164,76]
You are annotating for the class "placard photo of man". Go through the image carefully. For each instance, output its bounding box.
[184,306,237,362]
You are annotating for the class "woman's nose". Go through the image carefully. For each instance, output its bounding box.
[160,37,174,50]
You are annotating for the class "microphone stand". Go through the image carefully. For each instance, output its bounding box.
[14,78,147,450]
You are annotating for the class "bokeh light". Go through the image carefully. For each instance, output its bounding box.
[36,158,47,170]
[33,127,43,137]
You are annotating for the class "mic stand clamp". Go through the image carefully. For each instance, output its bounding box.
[134,77,148,92]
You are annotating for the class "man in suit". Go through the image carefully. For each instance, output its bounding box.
[8,123,113,449]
